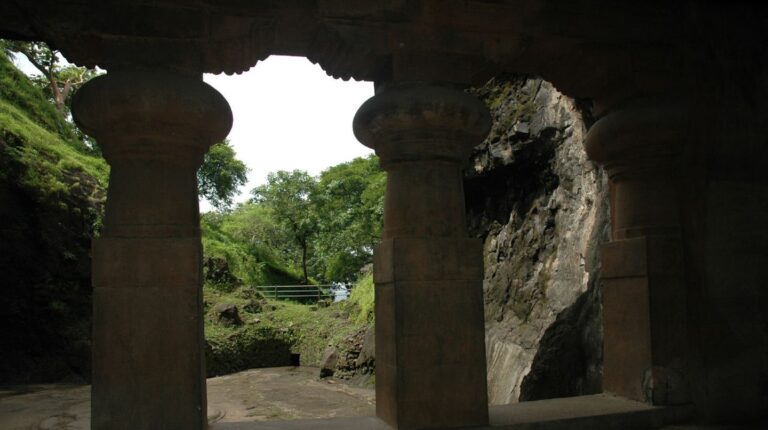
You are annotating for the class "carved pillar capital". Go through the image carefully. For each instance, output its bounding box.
[585,98,689,240]
[585,98,688,181]
[354,83,491,240]
[73,69,232,167]
[353,83,491,165]
[72,70,232,239]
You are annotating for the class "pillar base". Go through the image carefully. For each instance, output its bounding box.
[91,237,206,430]
[374,238,488,429]
[601,235,688,405]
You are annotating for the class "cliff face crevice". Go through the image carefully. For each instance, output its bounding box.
[466,77,609,404]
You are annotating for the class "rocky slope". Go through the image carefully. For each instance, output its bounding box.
[465,77,609,404]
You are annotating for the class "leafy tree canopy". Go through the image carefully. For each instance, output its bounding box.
[198,139,249,211]
[252,170,319,284]
[248,155,385,284]
[312,156,385,282]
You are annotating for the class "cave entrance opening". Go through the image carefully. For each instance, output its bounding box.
[8,2,765,429]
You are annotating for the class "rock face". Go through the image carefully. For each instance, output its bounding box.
[331,327,375,379]
[465,77,610,404]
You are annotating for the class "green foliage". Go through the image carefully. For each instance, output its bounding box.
[0,49,107,203]
[262,299,368,366]
[197,139,249,211]
[345,273,375,324]
[247,155,385,284]
[2,40,100,122]
[253,170,319,283]
[312,156,385,282]
[0,45,66,133]
[201,205,303,291]
[203,284,370,373]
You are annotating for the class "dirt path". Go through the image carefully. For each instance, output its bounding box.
[0,367,374,429]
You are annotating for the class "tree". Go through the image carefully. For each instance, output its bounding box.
[2,41,98,117]
[312,155,385,282]
[252,170,319,284]
[198,140,249,211]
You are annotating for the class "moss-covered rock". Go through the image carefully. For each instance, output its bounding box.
[205,325,295,377]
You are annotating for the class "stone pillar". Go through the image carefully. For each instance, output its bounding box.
[585,99,689,405]
[353,83,490,429]
[72,70,232,430]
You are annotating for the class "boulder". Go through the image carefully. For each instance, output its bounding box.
[243,299,262,313]
[213,303,243,327]
[319,346,338,378]
[355,328,375,368]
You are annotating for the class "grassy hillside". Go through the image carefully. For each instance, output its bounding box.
[203,273,374,377]
[201,204,304,289]
[0,51,108,382]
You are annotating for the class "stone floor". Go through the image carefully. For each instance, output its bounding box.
[210,394,696,430]
[0,367,374,430]
[2,368,756,430]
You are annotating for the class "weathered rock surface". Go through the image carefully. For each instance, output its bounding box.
[333,327,374,378]
[214,303,243,327]
[466,77,609,404]
[355,328,375,369]
[319,347,339,378]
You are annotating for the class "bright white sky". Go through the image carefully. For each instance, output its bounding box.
[12,53,375,213]
[202,56,374,211]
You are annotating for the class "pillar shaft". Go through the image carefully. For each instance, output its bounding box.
[72,70,232,430]
[585,99,689,405]
[354,83,490,430]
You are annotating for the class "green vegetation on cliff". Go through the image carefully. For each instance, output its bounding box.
[0,50,107,382]
[201,203,305,289]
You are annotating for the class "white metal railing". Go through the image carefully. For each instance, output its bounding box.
[254,284,335,300]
